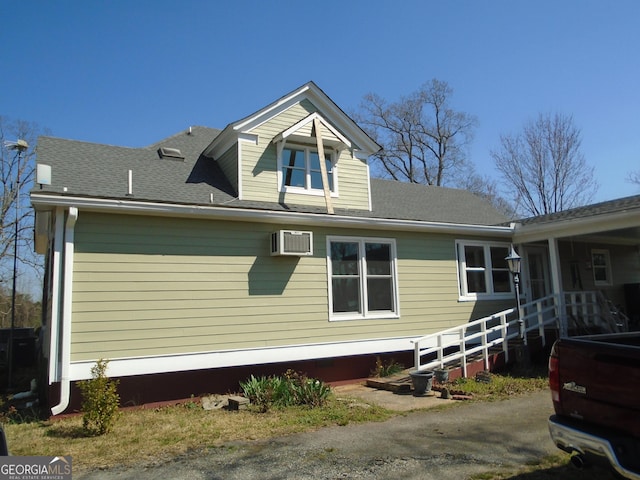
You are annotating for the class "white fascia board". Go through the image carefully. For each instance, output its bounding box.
[233,83,380,156]
[233,83,312,132]
[31,193,514,237]
[68,336,417,380]
[203,85,313,158]
[513,210,640,244]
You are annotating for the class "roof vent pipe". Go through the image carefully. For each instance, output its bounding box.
[127,170,133,196]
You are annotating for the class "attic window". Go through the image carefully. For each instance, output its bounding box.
[157,147,185,160]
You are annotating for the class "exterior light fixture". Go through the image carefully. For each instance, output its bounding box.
[505,244,524,340]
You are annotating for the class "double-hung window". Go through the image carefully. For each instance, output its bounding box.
[456,241,512,300]
[591,249,612,286]
[281,146,334,194]
[328,237,399,320]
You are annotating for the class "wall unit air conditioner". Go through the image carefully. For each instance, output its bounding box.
[270,230,313,256]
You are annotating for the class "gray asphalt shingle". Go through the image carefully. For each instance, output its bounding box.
[34,128,509,226]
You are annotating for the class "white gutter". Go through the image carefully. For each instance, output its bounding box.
[47,208,65,384]
[513,209,640,244]
[51,207,78,416]
[31,194,513,238]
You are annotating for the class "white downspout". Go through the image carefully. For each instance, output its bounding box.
[51,207,78,415]
[47,208,65,384]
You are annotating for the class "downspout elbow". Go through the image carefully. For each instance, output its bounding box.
[51,207,78,416]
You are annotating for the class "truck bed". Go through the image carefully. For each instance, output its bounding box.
[549,332,640,478]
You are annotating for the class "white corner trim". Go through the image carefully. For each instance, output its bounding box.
[67,337,416,381]
[366,163,372,211]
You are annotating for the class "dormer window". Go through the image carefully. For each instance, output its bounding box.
[282,146,334,193]
[274,112,350,198]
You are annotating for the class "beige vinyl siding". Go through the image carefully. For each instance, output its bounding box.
[215,145,238,193]
[70,212,511,362]
[240,99,371,210]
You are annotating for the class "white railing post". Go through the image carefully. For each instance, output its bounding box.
[557,293,567,337]
[460,328,467,377]
[481,319,489,370]
[537,300,545,346]
[501,312,510,363]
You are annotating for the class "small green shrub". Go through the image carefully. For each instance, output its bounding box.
[240,370,332,412]
[78,359,120,436]
[370,357,404,378]
[284,370,331,408]
[239,375,276,412]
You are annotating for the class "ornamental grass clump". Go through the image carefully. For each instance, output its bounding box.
[240,370,331,412]
[78,359,120,436]
[370,356,405,378]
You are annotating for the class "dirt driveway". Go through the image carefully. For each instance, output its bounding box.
[77,389,565,480]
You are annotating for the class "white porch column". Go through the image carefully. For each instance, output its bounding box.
[548,238,567,336]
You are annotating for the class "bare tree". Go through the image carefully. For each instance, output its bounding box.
[354,79,478,187]
[0,115,48,294]
[628,169,640,187]
[491,113,598,217]
[457,170,518,219]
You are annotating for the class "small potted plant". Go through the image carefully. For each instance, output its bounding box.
[433,367,451,384]
[409,369,434,396]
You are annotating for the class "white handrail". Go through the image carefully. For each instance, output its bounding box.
[411,293,596,376]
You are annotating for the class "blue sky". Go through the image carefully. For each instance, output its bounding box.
[2,0,639,202]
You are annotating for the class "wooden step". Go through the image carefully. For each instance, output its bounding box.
[366,374,412,393]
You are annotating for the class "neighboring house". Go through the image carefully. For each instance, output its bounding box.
[31,82,640,415]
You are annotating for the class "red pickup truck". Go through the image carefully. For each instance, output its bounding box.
[548,333,640,479]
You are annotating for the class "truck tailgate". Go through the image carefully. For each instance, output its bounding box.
[554,334,640,438]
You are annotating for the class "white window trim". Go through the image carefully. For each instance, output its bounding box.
[456,240,514,301]
[327,236,400,321]
[591,248,613,286]
[277,143,339,197]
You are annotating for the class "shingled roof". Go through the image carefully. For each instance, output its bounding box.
[516,194,640,226]
[33,128,508,227]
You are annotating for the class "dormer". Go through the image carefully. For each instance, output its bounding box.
[203,82,381,211]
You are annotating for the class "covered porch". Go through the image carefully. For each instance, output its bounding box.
[513,194,640,335]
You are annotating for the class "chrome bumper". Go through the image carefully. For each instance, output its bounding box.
[549,415,640,480]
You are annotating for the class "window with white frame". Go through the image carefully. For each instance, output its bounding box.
[281,146,334,194]
[591,249,612,286]
[328,237,399,320]
[456,241,513,300]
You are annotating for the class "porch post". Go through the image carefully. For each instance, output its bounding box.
[547,238,567,337]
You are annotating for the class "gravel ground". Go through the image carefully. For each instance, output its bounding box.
[78,389,562,480]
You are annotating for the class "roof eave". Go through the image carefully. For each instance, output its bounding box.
[513,209,640,243]
[31,193,513,237]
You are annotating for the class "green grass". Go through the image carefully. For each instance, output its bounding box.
[3,395,393,473]
[449,371,548,400]
[3,369,551,474]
